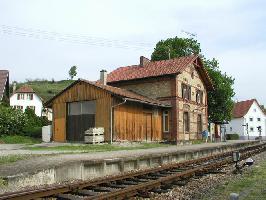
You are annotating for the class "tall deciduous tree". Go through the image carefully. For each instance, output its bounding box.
[151,37,201,61]
[68,66,77,80]
[151,37,235,122]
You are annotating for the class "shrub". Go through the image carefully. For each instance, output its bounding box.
[23,127,42,138]
[0,105,26,135]
[226,133,239,140]
[0,105,49,138]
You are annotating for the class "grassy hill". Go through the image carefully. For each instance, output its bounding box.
[15,80,75,102]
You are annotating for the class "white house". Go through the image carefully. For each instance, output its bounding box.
[10,85,43,117]
[226,99,266,140]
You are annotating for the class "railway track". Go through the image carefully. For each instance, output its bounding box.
[1,142,266,200]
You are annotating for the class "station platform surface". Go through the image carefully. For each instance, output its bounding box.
[0,140,257,178]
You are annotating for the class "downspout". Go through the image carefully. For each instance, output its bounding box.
[110,98,127,144]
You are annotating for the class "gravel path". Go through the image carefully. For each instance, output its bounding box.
[0,141,251,177]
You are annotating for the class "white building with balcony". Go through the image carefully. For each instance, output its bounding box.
[10,85,43,117]
[226,99,266,140]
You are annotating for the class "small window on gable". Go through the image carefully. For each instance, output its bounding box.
[27,94,33,100]
[254,109,257,112]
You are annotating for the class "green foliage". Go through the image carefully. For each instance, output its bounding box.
[23,108,50,138]
[0,135,41,144]
[0,105,49,138]
[151,37,201,61]
[204,58,235,122]
[151,37,235,122]
[0,105,26,135]
[226,133,239,140]
[69,66,77,80]
[13,80,74,102]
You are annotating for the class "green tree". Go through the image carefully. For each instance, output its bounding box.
[151,37,235,122]
[68,66,77,80]
[0,105,26,135]
[151,37,201,61]
[203,58,235,122]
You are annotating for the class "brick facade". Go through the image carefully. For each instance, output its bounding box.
[108,61,210,142]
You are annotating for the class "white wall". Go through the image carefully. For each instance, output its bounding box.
[243,102,266,139]
[226,118,245,136]
[226,101,266,140]
[10,93,43,117]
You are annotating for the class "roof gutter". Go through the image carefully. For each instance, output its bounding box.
[122,98,171,108]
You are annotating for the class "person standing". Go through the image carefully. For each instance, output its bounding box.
[202,130,209,143]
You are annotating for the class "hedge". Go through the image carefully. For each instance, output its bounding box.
[226,133,240,140]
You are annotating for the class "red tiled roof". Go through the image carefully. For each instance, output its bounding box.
[233,99,257,118]
[46,79,171,108]
[15,85,35,93]
[0,70,9,101]
[106,55,213,90]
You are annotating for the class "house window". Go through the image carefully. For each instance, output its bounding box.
[181,84,191,100]
[183,112,190,133]
[230,127,233,131]
[163,111,169,132]
[196,90,203,104]
[27,106,35,111]
[17,94,25,100]
[15,105,23,110]
[254,109,257,112]
[250,127,254,132]
[249,118,253,122]
[27,94,33,100]
[197,114,202,134]
[258,118,261,122]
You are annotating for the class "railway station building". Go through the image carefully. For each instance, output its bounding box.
[46,55,213,143]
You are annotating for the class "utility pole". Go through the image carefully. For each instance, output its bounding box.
[242,123,249,140]
[168,46,171,59]
[257,126,262,141]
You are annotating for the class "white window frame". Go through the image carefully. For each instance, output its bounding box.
[163,111,169,132]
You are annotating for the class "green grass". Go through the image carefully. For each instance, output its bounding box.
[192,139,205,144]
[25,143,171,152]
[0,155,29,165]
[0,135,41,144]
[15,80,74,102]
[202,160,266,200]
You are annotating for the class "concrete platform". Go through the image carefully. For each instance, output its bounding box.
[0,140,259,191]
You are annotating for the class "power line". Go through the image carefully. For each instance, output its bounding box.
[0,25,154,50]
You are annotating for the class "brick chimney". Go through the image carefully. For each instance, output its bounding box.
[140,56,150,67]
[100,70,107,85]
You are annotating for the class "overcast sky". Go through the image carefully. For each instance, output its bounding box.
[0,0,265,104]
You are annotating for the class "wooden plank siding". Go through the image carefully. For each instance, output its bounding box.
[113,102,163,141]
[52,82,112,142]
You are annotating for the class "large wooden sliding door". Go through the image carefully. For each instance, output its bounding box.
[67,101,96,142]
